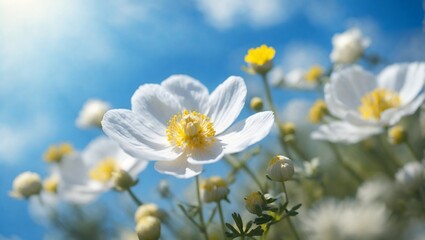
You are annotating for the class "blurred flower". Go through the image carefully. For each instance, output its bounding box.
[312,63,425,143]
[136,216,161,240]
[267,155,294,182]
[157,180,171,198]
[200,176,229,203]
[244,44,275,75]
[281,122,296,135]
[102,75,274,178]
[10,171,42,199]
[302,199,389,240]
[250,97,264,112]
[268,68,285,87]
[58,136,148,204]
[76,99,110,129]
[303,158,320,177]
[43,143,74,163]
[283,68,318,89]
[330,28,370,64]
[245,192,267,216]
[308,100,328,124]
[395,161,425,193]
[356,177,393,203]
[387,125,406,145]
[134,203,166,222]
[305,65,324,83]
[43,174,59,194]
[112,169,138,191]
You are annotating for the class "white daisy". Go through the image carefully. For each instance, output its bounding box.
[312,63,425,143]
[302,199,389,240]
[330,27,370,65]
[58,136,148,204]
[102,75,274,178]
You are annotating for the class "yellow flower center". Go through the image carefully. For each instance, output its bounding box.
[244,44,275,66]
[43,176,59,193]
[89,158,119,183]
[358,88,401,120]
[308,100,327,124]
[43,143,74,163]
[305,65,324,82]
[166,110,216,150]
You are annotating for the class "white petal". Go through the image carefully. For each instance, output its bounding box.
[161,75,210,112]
[187,141,224,165]
[378,62,425,104]
[207,76,247,134]
[327,66,377,117]
[60,183,106,204]
[154,155,203,178]
[131,84,182,128]
[218,111,274,154]
[81,136,120,167]
[311,121,382,144]
[59,153,90,186]
[381,93,425,126]
[117,149,149,178]
[102,109,181,161]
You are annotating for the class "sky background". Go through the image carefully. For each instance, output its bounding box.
[0,0,424,239]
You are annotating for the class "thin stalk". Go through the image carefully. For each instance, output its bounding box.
[329,143,362,184]
[196,176,210,240]
[281,182,301,240]
[127,188,143,206]
[217,201,227,240]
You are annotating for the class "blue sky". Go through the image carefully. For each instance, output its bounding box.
[0,0,424,239]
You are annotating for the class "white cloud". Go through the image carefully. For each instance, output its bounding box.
[196,0,301,29]
[305,0,344,29]
[280,42,328,70]
[0,114,57,163]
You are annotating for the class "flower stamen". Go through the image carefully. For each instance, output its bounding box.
[358,88,401,120]
[89,158,119,183]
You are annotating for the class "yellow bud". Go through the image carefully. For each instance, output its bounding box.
[250,97,264,112]
[200,176,229,203]
[112,169,137,191]
[244,44,275,75]
[281,122,296,135]
[267,155,294,182]
[388,125,406,145]
[245,192,267,216]
[10,172,42,199]
[43,143,74,163]
[305,65,324,82]
[308,100,327,124]
[135,204,166,223]
[43,175,59,194]
[136,216,161,240]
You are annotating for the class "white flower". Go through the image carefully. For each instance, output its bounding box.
[102,75,274,178]
[330,28,370,64]
[10,172,42,199]
[356,177,393,203]
[303,158,320,177]
[76,99,110,129]
[395,161,425,193]
[302,199,389,240]
[268,68,285,87]
[58,136,148,204]
[312,63,425,143]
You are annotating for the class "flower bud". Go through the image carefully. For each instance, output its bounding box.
[135,204,166,223]
[157,180,171,198]
[136,216,161,240]
[43,143,74,163]
[308,100,327,124]
[281,122,296,135]
[10,172,42,199]
[304,65,324,83]
[43,175,59,194]
[250,97,264,112]
[200,176,229,203]
[244,44,275,75]
[76,99,110,129]
[112,169,137,191]
[244,192,267,215]
[388,125,406,145]
[267,155,294,182]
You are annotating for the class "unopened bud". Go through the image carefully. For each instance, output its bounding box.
[388,125,406,145]
[200,176,229,203]
[136,216,161,240]
[135,204,166,223]
[10,172,42,199]
[308,100,327,124]
[113,169,137,191]
[281,122,296,135]
[250,97,264,112]
[267,155,294,182]
[245,192,267,216]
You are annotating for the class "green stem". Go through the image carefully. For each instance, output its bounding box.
[196,176,210,240]
[224,155,266,193]
[405,141,420,162]
[127,188,143,206]
[217,201,227,240]
[329,143,362,184]
[281,182,301,240]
